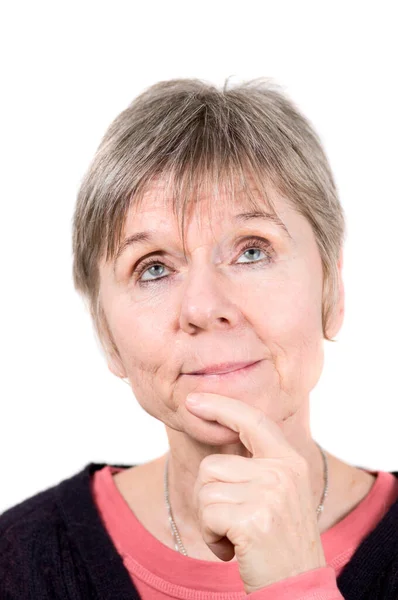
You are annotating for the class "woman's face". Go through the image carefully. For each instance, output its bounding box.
[99,181,344,445]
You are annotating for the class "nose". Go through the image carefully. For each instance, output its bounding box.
[178,262,242,334]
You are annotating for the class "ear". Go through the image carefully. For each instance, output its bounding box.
[326,248,345,339]
[107,351,127,379]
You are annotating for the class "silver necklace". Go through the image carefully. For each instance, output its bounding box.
[164,442,329,556]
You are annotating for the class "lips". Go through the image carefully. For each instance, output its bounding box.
[187,361,259,375]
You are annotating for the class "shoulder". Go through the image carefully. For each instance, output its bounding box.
[0,463,100,599]
[338,472,398,598]
[0,476,63,554]
[0,462,99,537]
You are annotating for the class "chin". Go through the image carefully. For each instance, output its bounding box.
[185,415,241,446]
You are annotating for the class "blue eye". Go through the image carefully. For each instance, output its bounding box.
[139,262,169,282]
[135,237,274,285]
[237,247,264,263]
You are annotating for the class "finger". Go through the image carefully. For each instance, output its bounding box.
[193,455,286,509]
[186,393,295,459]
[200,502,237,562]
[196,454,254,483]
[195,479,253,512]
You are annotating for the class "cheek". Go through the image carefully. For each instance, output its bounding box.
[249,263,324,389]
[249,259,323,337]
[270,287,322,336]
[106,297,171,372]
[107,300,177,419]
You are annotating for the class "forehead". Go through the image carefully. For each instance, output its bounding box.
[125,176,290,232]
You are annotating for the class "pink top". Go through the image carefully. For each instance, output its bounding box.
[91,465,398,599]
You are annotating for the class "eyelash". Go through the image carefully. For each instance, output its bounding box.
[133,237,275,286]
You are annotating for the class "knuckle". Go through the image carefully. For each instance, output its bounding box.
[198,482,215,505]
[291,455,309,477]
[200,454,219,474]
[201,503,219,528]
[253,508,274,534]
[263,467,284,485]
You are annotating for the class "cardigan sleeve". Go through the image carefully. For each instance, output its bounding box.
[246,566,345,599]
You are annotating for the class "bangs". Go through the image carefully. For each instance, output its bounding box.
[104,148,283,266]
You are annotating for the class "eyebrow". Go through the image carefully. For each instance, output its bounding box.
[113,210,292,271]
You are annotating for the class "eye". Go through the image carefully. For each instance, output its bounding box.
[136,259,171,283]
[134,237,274,285]
[236,239,273,265]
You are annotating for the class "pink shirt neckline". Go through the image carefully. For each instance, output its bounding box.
[91,464,398,593]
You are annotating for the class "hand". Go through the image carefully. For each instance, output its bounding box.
[185,393,327,594]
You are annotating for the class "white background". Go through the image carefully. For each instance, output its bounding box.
[0,1,397,513]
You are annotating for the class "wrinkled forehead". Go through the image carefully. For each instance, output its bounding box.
[124,172,287,238]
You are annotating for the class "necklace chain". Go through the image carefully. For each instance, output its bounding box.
[164,442,329,556]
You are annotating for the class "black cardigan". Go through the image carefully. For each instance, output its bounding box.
[1,463,398,599]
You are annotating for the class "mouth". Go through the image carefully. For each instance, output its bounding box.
[183,360,262,379]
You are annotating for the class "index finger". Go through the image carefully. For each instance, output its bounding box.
[185,393,295,459]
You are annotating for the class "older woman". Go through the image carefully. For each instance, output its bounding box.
[1,79,398,600]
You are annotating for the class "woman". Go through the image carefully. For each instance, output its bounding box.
[1,78,398,600]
